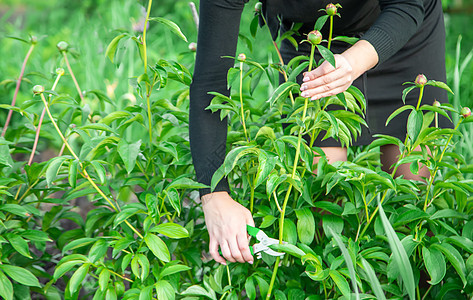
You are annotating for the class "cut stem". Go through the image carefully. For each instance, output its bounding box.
[2,43,35,137]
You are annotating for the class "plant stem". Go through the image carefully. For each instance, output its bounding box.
[267,45,316,299]
[28,73,63,165]
[416,86,424,110]
[2,43,35,137]
[328,16,333,50]
[423,120,462,210]
[62,52,84,102]
[142,0,152,73]
[39,93,144,239]
[239,61,249,141]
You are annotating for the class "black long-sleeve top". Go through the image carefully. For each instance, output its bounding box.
[189,0,427,197]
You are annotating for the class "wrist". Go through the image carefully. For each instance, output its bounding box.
[201,191,229,206]
[341,40,379,79]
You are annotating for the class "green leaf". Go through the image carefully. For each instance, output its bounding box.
[269,243,305,258]
[407,110,423,143]
[314,15,329,30]
[88,239,109,263]
[378,202,415,300]
[386,105,415,126]
[98,269,110,291]
[68,263,90,296]
[167,177,208,190]
[402,86,416,103]
[282,219,298,245]
[144,234,170,262]
[255,126,276,141]
[422,246,446,285]
[105,33,127,63]
[329,269,350,298]
[0,270,13,300]
[0,265,40,287]
[164,188,181,216]
[332,36,359,45]
[79,123,117,135]
[113,207,142,228]
[245,277,256,300]
[329,230,358,299]
[295,208,315,245]
[152,223,189,239]
[131,254,150,280]
[0,143,14,168]
[0,204,30,217]
[316,44,335,68]
[254,152,277,188]
[155,280,175,300]
[322,214,343,238]
[62,237,96,254]
[5,234,31,258]
[139,285,153,300]
[149,17,188,42]
[46,156,67,187]
[118,139,141,174]
[100,111,131,125]
[431,243,467,286]
[159,264,191,279]
[267,81,299,108]
[68,159,79,188]
[53,260,84,280]
[91,161,106,184]
[361,259,386,300]
[181,285,216,299]
[426,80,454,94]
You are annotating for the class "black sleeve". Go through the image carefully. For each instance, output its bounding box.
[361,0,424,64]
[189,0,246,197]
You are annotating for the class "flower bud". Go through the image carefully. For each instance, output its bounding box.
[433,100,441,107]
[326,3,337,16]
[33,85,44,95]
[30,36,38,45]
[56,68,65,76]
[188,42,197,52]
[307,30,322,45]
[255,2,263,13]
[415,74,427,87]
[56,41,68,52]
[461,107,471,118]
[237,53,246,62]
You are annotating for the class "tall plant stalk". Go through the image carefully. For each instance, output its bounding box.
[37,89,143,239]
[266,43,316,300]
[2,41,36,137]
[143,0,154,145]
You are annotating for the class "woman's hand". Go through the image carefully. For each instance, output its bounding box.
[201,191,255,265]
[300,40,379,101]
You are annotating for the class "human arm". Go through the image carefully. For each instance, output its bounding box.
[300,0,424,100]
[189,0,254,264]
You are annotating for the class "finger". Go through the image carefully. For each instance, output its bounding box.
[303,60,338,82]
[228,237,245,263]
[302,77,351,100]
[300,66,349,92]
[310,85,350,101]
[237,232,253,264]
[220,240,235,263]
[209,238,226,265]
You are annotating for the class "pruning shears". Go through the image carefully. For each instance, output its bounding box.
[247,225,285,259]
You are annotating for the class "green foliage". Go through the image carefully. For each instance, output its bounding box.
[0,0,472,299]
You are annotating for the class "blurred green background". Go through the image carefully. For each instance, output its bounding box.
[1,0,473,126]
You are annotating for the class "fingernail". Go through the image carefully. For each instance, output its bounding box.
[311,96,318,101]
[303,76,310,82]
[221,262,227,265]
[249,261,253,265]
[301,92,308,97]
[300,85,306,91]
